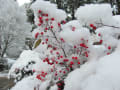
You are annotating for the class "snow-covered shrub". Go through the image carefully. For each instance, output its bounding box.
[75,4,120,55]
[9,2,120,90]
[64,4,120,90]
[64,43,120,90]
[9,50,52,81]
[75,4,113,25]
[10,0,92,89]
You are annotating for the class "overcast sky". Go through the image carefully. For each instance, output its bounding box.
[17,0,30,6]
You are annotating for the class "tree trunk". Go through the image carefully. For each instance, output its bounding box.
[1,41,8,58]
[0,36,2,58]
[116,0,120,14]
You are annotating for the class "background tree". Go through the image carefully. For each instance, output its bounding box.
[0,0,31,59]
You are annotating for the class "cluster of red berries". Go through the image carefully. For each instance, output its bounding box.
[36,71,47,81]
[90,24,96,30]
[35,10,67,39]
[57,80,65,90]
[107,46,111,55]
[80,43,88,48]
[43,58,54,65]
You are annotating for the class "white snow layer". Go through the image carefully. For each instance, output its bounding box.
[31,0,67,23]
[9,50,52,77]
[64,43,120,90]
[11,76,41,90]
[75,4,113,25]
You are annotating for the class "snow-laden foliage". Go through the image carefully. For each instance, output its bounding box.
[75,4,120,55]
[11,76,41,90]
[64,43,120,90]
[31,0,67,25]
[0,0,31,58]
[9,50,52,81]
[75,4,114,25]
[9,2,120,90]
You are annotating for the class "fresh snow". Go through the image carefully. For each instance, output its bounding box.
[64,43,120,90]
[8,2,120,90]
[9,50,52,78]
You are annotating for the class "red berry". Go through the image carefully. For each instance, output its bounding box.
[38,23,41,26]
[80,43,88,48]
[51,18,55,21]
[98,33,101,36]
[33,69,35,72]
[66,68,69,71]
[45,72,47,76]
[58,77,61,80]
[107,53,110,55]
[74,57,78,60]
[100,40,103,44]
[53,47,57,50]
[63,59,69,62]
[45,18,49,21]
[72,57,75,59]
[108,46,111,50]
[49,62,54,65]
[62,20,66,24]
[74,46,77,48]
[69,65,72,68]
[45,14,48,17]
[58,23,61,27]
[48,45,52,48]
[60,56,63,58]
[42,42,45,45]
[35,32,39,39]
[42,14,45,16]
[63,71,66,74]
[51,25,54,29]
[60,38,65,42]
[43,59,46,62]
[55,73,57,76]
[41,71,44,74]
[70,61,74,65]
[56,52,59,55]
[51,69,53,72]
[36,74,41,80]
[56,61,58,64]
[46,38,48,41]
[72,27,76,31]
[39,16,42,20]
[78,61,80,64]
[38,10,42,13]
[93,26,96,30]
[45,58,49,61]
[41,32,44,35]
[39,20,43,23]
[90,24,94,27]
[59,70,62,73]
[45,27,48,30]
[85,52,88,57]
[57,83,62,86]
[57,57,60,60]
[50,50,53,53]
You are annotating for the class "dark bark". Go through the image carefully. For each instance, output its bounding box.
[1,40,9,58]
[116,0,120,14]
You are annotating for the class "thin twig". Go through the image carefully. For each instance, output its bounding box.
[96,22,120,29]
